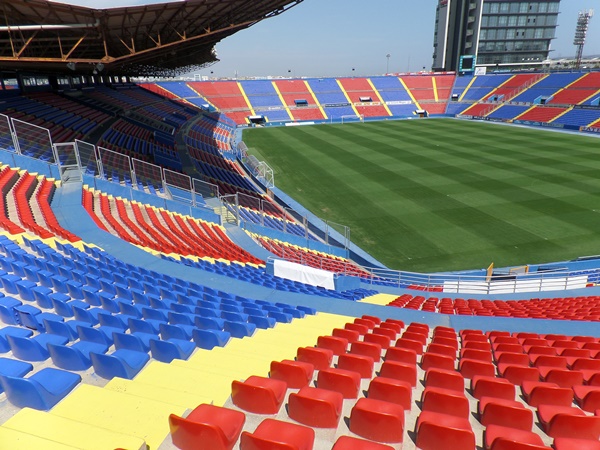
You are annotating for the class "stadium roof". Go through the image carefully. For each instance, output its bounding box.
[0,0,303,77]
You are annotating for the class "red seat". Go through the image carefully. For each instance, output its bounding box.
[573,385,600,412]
[379,360,417,387]
[355,318,376,329]
[542,368,584,388]
[270,360,313,389]
[421,352,455,371]
[537,404,586,430]
[478,396,533,431]
[421,386,470,418]
[379,321,402,334]
[432,336,459,350]
[427,343,456,358]
[496,352,530,367]
[288,386,343,428]
[533,355,568,369]
[231,376,287,414]
[332,328,360,343]
[484,424,545,450]
[372,326,398,341]
[500,365,540,385]
[425,367,465,392]
[415,410,474,450]
[316,335,347,355]
[367,376,412,409]
[553,438,600,450]
[489,437,551,450]
[240,418,314,450]
[471,375,515,401]
[384,346,417,365]
[546,414,600,440]
[296,347,333,371]
[316,367,361,399]
[349,397,405,443]
[169,403,246,450]
[464,340,493,351]
[350,341,382,361]
[460,358,496,379]
[361,315,381,325]
[337,353,373,378]
[331,435,394,450]
[402,331,427,345]
[363,332,391,350]
[521,381,573,407]
[345,322,369,335]
[394,337,423,355]
[460,348,493,362]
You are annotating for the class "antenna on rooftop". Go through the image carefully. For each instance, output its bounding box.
[574,9,594,69]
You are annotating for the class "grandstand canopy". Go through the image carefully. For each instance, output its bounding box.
[0,0,302,77]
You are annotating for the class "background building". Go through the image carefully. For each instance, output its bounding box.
[433,0,561,72]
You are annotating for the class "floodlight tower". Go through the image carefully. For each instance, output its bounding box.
[574,9,594,69]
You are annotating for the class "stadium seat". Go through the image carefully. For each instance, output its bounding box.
[316,367,361,399]
[269,360,313,388]
[169,403,246,450]
[0,357,33,392]
[415,410,474,450]
[240,418,314,450]
[337,353,374,378]
[0,367,81,410]
[367,376,412,409]
[149,338,195,363]
[484,424,545,450]
[421,386,470,418]
[7,333,68,361]
[349,397,405,443]
[231,375,287,414]
[47,341,109,371]
[479,396,534,430]
[331,435,394,450]
[288,386,343,428]
[90,349,149,380]
[379,360,417,387]
[296,346,333,370]
[425,367,465,392]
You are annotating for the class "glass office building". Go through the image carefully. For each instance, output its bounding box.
[432,0,561,71]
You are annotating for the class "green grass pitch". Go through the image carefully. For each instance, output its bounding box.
[243,119,600,273]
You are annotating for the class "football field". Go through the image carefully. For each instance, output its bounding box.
[243,119,600,272]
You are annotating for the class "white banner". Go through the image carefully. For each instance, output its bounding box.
[273,259,335,290]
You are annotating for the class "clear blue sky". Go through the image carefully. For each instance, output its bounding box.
[61,0,600,78]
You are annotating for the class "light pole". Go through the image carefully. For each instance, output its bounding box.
[386,54,391,74]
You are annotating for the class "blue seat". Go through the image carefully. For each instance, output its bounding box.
[192,328,230,350]
[76,325,120,346]
[114,284,132,300]
[269,311,293,323]
[99,278,116,295]
[224,320,256,338]
[51,297,85,318]
[90,349,149,380]
[195,316,225,331]
[220,303,244,313]
[0,357,33,392]
[7,333,69,361]
[0,327,33,352]
[297,306,317,315]
[43,319,80,341]
[1,274,22,294]
[150,297,174,310]
[170,303,194,314]
[113,331,155,353]
[50,275,69,293]
[221,311,249,323]
[142,307,168,322]
[65,281,84,300]
[118,302,143,318]
[72,306,102,325]
[23,265,41,282]
[48,341,109,370]
[0,296,22,325]
[160,323,194,341]
[15,305,63,332]
[248,315,276,329]
[32,286,53,309]
[283,308,305,319]
[195,307,220,318]
[98,312,128,331]
[150,338,195,363]
[128,317,160,335]
[130,289,149,305]
[15,280,37,302]
[168,311,196,327]
[0,367,81,410]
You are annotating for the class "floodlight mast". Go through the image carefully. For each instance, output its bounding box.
[574,9,594,70]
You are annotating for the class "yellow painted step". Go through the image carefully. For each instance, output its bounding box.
[361,293,398,306]
[134,361,233,406]
[0,427,78,449]
[3,407,146,450]
[104,377,212,409]
[50,384,185,449]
